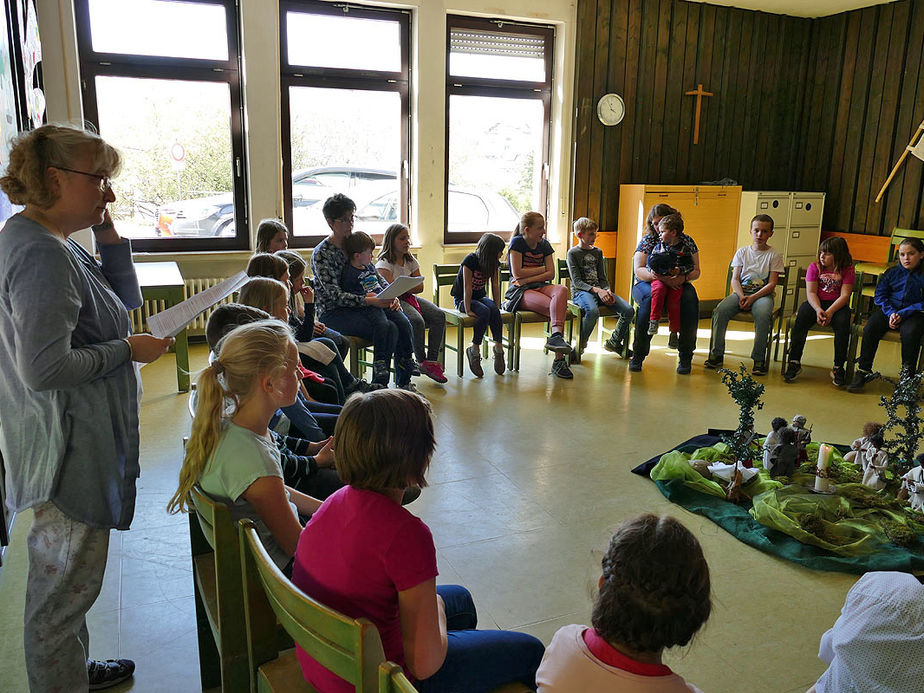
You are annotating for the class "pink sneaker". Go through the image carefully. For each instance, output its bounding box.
[419,360,448,383]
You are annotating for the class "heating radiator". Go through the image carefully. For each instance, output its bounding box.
[130,276,231,336]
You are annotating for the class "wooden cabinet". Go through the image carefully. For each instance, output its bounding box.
[615,185,742,302]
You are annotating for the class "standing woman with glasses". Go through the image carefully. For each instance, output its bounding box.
[0,124,173,691]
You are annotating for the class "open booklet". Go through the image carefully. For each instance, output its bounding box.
[146,271,249,338]
[376,275,424,300]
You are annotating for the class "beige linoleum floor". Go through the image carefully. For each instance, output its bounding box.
[0,322,910,692]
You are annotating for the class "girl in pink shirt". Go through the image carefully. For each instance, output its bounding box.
[783,237,855,387]
[292,389,544,692]
[537,514,711,692]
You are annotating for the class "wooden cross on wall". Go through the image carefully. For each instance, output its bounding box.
[685,83,713,145]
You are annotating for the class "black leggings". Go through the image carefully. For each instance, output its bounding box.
[787,299,852,366]
[858,308,924,371]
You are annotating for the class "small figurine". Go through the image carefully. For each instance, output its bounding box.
[844,421,883,464]
[860,432,889,491]
[762,417,788,471]
[789,414,812,462]
[767,427,799,477]
[898,453,924,512]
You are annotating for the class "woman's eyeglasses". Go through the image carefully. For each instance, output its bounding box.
[55,166,112,192]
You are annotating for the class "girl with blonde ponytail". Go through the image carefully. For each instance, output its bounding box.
[168,319,322,571]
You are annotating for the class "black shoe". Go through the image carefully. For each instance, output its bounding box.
[603,337,621,353]
[831,366,846,388]
[345,378,382,395]
[628,357,643,372]
[551,358,573,379]
[668,331,680,349]
[647,319,659,336]
[847,369,875,393]
[88,659,135,690]
[703,355,724,370]
[752,361,768,376]
[545,332,572,354]
[783,361,802,382]
[570,347,580,364]
[677,360,692,375]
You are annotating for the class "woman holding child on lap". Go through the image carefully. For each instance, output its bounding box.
[631,205,701,374]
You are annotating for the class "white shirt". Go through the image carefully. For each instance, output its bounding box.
[731,245,784,293]
[815,571,924,693]
[901,466,924,511]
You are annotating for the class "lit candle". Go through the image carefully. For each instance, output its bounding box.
[815,443,833,492]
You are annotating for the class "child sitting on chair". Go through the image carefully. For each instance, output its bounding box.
[292,390,545,692]
[646,214,695,339]
[705,214,783,376]
[537,514,710,692]
[340,231,418,391]
[566,217,634,354]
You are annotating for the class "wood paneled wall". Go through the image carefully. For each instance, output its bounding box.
[573,0,924,238]
[798,0,924,236]
[573,0,811,231]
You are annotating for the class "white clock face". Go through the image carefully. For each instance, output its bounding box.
[596,93,625,126]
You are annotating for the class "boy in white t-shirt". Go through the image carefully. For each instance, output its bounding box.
[704,214,784,375]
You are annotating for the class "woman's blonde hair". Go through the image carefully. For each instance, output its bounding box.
[239,276,288,315]
[334,389,435,490]
[168,319,293,514]
[0,124,121,208]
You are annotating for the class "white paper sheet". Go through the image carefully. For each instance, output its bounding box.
[146,271,249,338]
[376,275,423,300]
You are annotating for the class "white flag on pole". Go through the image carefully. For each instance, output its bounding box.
[911,136,924,161]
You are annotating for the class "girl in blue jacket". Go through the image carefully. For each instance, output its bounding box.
[848,238,924,391]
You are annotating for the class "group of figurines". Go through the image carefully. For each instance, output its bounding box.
[756,416,923,511]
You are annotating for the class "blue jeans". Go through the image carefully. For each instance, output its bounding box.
[710,292,774,361]
[455,297,504,345]
[572,289,633,346]
[632,281,699,362]
[415,585,545,693]
[321,306,414,386]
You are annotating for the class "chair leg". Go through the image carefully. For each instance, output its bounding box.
[514,318,522,371]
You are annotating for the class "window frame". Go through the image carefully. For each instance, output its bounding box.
[279,0,410,248]
[74,0,248,252]
[444,15,554,245]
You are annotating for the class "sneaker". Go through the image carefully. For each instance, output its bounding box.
[668,331,680,349]
[88,659,135,691]
[372,359,390,386]
[492,343,506,375]
[419,360,448,383]
[466,345,484,378]
[677,360,692,375]
[399,357,419,377]
[545,332,572,354]
[847,368,875,393]
[344,378,384,395]
[647,319,659,335]
[703,355,724,370]
[752,361,768,376]
[603,337,621,353]
[628,357,643,372]
[831,365,846,388]
[550,358,573,379]
[783,361,802,382]
[397,381,419,393]
[411,361,421,376]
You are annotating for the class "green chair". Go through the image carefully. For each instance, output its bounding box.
[189,485,251,692]
[377,662,418,693]
[854,227,924,282]
[782,266,863,379]
[239,518,386,693]
[708,266,788,364]
[431,264,515,377]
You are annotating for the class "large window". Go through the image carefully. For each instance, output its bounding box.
[445,16,553,244]
[75,0,247,251]
[281,1,410,246]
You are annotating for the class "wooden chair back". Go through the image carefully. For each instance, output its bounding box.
[887,228,924,262]
[432,264,461,306]
[189,485,251,690]
[556,258,570,285]
[239,518,386,693]
[377,662,418,693]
